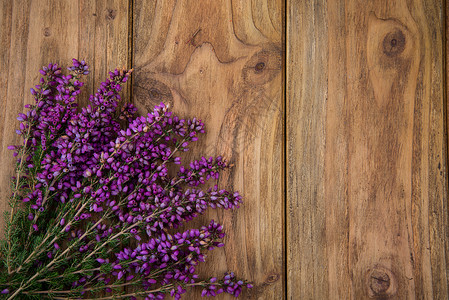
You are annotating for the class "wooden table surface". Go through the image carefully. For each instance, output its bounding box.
[0,1,447,299]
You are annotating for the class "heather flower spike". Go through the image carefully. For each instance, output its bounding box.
[0,59,251,299]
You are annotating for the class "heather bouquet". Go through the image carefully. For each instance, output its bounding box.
[0,59,252,299]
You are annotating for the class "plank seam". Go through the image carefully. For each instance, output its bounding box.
[443,0,449,291]
[283,0,288,299]
[128,0,134,103]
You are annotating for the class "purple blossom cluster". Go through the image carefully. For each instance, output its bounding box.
[201,272,253,298]
[178,156,228,187]
[2,59,251,299]
[99,220,225,299]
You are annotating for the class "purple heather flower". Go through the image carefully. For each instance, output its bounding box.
[17,113,27,122]
[96,258,105,264]
[7,60,249,299]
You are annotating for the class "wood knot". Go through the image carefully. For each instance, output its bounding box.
[106,9,116,20]
[369,269,390,294]
[242,47,281,86]
[265,274,279,284]
[149,88,161,100]
[133,76,174,112]
[366,266,397,298]
[255,62,266,72]
[383,30,405,57]
[43,27,51,37]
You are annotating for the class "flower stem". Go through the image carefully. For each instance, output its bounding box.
[6,121,33,274]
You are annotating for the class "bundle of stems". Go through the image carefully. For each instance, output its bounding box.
[0,60,251,299]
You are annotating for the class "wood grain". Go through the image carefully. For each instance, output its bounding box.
[286,1,328,298]
[287,0,448,299]
[0,0,130,233]
[132,0,284,299]
[1,1,448,299]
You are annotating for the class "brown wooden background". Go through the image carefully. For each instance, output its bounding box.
[0,1,448,299]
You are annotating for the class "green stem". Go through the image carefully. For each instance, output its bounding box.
[36,281,209,300]
[36,267,101,283]
[14,198,89,274]
[6,121,34,274]
[25,176,59,246]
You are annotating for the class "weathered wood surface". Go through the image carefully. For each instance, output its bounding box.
[287,0,448,299]
[1,0,448,299]
[132,1,284,298]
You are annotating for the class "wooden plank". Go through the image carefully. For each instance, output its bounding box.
[133,0,284,298]
[286,1,329,299]
[0,0,130,234]
[287,0,448,299]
